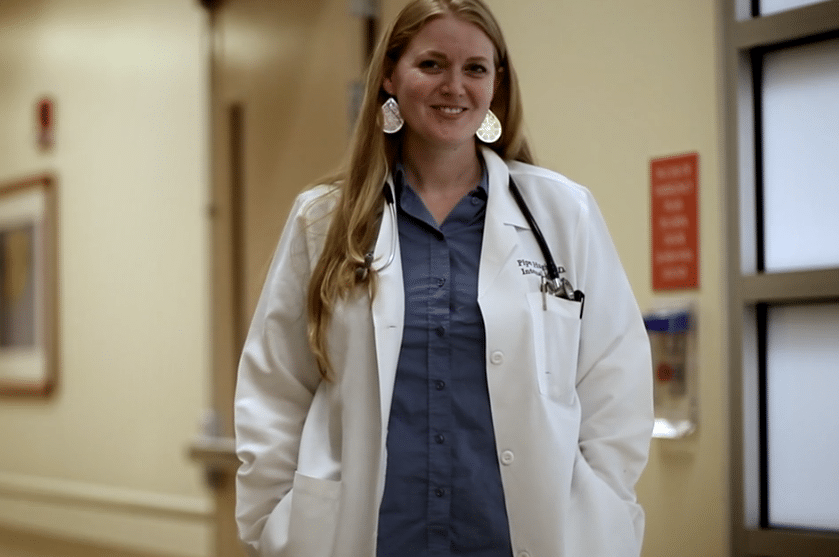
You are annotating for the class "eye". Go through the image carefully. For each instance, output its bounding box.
[418,59,443,71]
[465,63,489,76]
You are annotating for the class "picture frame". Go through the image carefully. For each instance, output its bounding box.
[0,174,58,396]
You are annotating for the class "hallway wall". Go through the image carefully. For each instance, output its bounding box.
[0,1,213,556]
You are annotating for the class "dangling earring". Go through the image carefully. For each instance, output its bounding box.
[381,97,404,134]
[476,109,502,143]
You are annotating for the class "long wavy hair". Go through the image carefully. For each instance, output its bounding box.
[307,0,534,378]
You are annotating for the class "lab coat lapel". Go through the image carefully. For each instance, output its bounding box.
[478,147,529,298]
[370,178,404,434]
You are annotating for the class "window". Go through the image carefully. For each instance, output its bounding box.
[759,0,830,15]
[725,0,839,555]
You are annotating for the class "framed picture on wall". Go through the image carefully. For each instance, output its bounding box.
[0,174,57,396]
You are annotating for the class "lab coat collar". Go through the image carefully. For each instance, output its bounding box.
[478,146,529,298]
[371,150,527,426]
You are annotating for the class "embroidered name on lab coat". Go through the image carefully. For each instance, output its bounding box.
[517,258,565,277]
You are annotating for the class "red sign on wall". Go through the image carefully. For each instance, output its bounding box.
[651,153,699,290]
[36,97,54,150]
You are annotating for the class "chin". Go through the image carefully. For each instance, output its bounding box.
[432,129,481,147]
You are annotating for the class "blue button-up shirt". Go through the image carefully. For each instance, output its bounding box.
[377,163,513,557]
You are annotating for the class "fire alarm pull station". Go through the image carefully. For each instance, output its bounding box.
[644,305,697,439]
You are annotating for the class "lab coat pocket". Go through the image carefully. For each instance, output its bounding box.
[286,472,341,556]
[566,450,638,557]
[527,291,582,405]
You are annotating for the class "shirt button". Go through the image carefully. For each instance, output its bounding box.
[490,351,504,364]
[435,326,445,337]
[437,277,446,287]
[435,434,445,444]
[435,380,446,390]
[435,488,446,497]
[500,450,515,465]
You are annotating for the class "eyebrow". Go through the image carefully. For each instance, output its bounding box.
[419,50,492,64]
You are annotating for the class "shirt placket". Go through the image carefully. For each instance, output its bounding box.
[426,230,452,555]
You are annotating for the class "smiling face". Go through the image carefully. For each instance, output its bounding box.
[383,14,499,155]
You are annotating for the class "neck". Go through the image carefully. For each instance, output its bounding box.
[401,141,482,196]
[399,140,483,225]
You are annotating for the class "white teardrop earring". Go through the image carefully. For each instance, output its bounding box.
[381,97,404,134]
[476,109,502,143]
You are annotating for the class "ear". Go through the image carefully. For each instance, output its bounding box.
[383,76,395,97]
[493,67,503,96]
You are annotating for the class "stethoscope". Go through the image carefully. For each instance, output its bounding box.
[359,175,585,317]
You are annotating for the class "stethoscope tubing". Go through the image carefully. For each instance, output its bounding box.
[378,185,398,271]
[374,175,582,317]
[375,176,557,281]
[507,176,562,285]
[370,176,585,319]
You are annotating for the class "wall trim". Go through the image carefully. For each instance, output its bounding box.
[0,471,214,557]
[0,471,212,519]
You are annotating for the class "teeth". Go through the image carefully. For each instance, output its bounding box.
[437,107,464,114]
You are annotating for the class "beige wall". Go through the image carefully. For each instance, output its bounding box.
[0,1,213,556]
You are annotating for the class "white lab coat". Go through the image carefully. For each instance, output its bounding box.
[235,146,653,557]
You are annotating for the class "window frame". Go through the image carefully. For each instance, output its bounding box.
[725,1,839,555]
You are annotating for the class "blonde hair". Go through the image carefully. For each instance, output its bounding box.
[307,0,534,378]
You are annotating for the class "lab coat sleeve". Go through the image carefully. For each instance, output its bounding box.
[574,188,654,550]
[234,189,331,555]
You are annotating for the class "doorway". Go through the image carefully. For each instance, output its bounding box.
[195,0,371,555]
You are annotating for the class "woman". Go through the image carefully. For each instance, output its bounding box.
[234,0,653,556]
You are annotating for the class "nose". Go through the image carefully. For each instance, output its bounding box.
[440,69,465,97]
